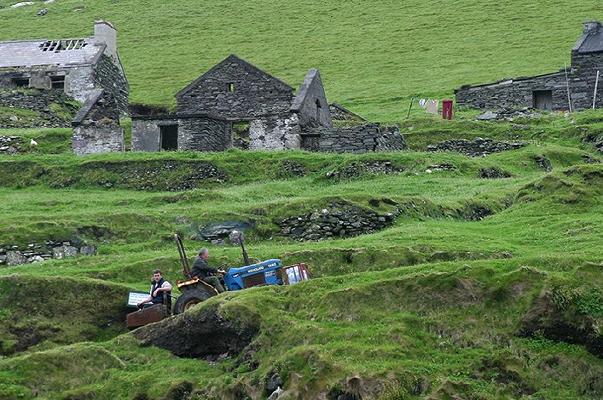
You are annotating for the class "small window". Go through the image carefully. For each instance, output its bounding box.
[13,78,29,87]
[315,99,322,119]
[50,76,65,89]
[228,83,235,93]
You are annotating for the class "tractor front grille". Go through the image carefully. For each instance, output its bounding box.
[243,273,266,288]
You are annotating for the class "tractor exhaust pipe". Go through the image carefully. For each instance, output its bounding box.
[229,230,250,265]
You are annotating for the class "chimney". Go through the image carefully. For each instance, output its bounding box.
[583,21,601,34]
[94,20,117,60]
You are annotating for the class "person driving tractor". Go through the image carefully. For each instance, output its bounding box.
[191,248,225,293]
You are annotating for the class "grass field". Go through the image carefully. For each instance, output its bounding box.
[0,0,602,119]
[0,111,602,398]
[0,1,602,399]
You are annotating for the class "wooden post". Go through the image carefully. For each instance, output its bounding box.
[593,70,600,109]
[406,97,415,119]
[565,64,573,113]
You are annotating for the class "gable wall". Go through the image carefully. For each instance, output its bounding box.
[176,59,294,118]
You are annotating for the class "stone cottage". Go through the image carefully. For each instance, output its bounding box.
[132,54,405,153]
[0,20,129,113]
[131,54,332,152]
[0,20,129,155]
[455,21,603,111]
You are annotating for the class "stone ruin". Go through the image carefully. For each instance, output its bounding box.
[0,240,97,266]
[131,55,405,154]
[456,21,603,112]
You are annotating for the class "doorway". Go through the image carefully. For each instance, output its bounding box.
[533,90,553,110]
[160,125,178,151]
[232,121,251,150]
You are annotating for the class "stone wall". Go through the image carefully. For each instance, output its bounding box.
[73,124,124,155]
[178,116,231,151]
[176,55,294,118]
[248,114,301,150]
[0,89,79,128]
[92,54,129,113]
[303,124,406,153]
[64,65,97,104]
[455,72,571,110]
[278,200,397,241]
[72,90,124,155]
[426,137,526,157]
[0,240,97,266]
[570,51,603,109]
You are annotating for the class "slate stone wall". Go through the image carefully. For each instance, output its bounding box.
[178,116,231,151]
[93,54,129,113]
[303,124,406,153]
[455,72,570,110]
[456,49,603,111]
[0,89,79,128]
[176,57,294,118]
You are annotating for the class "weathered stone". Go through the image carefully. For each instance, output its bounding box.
[6,251,26,266]
[427,137,526,157]
[79,245,97,256]
[198,221,254,241]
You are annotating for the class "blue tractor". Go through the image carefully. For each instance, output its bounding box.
[172,232,309,314]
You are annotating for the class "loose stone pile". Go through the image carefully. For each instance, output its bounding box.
[478,167,512,179]
[427,137,526,157]
[325,160,404,180]
[0,136,22,155]
[276,160,306,178]
[278,201,397,241]
[534,155,553,172]
[0,241,97,266]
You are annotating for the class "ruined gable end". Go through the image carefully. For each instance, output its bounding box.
[175,54,295,118]
[72,90,124,156]
[291,68,332,129]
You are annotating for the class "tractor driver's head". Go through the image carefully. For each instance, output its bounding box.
[199,248,209,260]
[152,269,162,282]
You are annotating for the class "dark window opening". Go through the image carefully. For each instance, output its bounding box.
[232,121,250,150]
[315,99,322,120]
[13,78,29,87]
[533,90,553,111]
[160,125,179,151]
[228,83,235,93]
[50,76,65,89]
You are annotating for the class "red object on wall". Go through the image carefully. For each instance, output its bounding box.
[442,99,454,120]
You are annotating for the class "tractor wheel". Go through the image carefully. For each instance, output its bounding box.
[174,289,211,315]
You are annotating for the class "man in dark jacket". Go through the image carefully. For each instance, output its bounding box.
[191,248,225,293]
[137,269,172,308]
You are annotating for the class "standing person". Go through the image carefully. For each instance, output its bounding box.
[191,248,225,293]
[137,269,172,308]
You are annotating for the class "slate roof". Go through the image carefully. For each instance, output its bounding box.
[573,22,603,54]
[0,38,105,69]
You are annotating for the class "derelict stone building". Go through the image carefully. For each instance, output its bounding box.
[132,54,332,152]
[455,21,603,111]
[0,21,129,155]
[0,21,129,113]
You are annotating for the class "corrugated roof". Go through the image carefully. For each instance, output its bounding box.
[0,38,104,68]
[576,29,603,53]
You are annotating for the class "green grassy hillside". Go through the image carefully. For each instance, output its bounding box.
[1,1,603,399]
[0,112,602,398]
[0,0,601,119]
